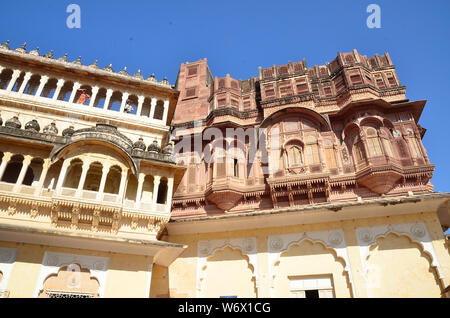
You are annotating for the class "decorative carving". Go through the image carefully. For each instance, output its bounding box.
[133,69,144,80]
[72,56,82,65]
[15,42,26,53]
[58,53,68,62]
[0,40,10,50]
[198,242,211,256]
[62,126,75,137]
[358,229,373,243]
[410,223,426,239]
[147,140,160,153]
[133,138,146,151]
[328,231,343,247]
[270,237,283,251]
[43,50,54,59]
[29,47,40,56]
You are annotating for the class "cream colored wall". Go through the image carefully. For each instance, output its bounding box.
[0,241,152,298]
[200,247,257,298]
[165,211,450,298]
[273,240,351,298]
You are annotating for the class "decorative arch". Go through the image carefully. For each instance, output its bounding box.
[197,237,258,298]
[259,106,332,132]
[355,222,446,298]
[33,252,109,298]
[268,229,355,298]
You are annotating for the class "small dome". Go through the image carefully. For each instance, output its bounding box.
[72,56,82,65]
[133,138,146,151]
[147,140,160,153]
[162,142,173,155]
[103,64,114,72]
[0,40,10,50]
[133,69,144,80]
[25,119,40,132]
[15,42,26,53]
[58,53,68,62]
[118,67,129,76]
[43,122,58,135]
[146,73,157,82]
[43,50,54,59]
[89,60,99,69]
[29,47,40,56]
[5,115,21,129]
[62,125,75,137]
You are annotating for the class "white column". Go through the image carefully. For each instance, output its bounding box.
[162,99,170,124]
[68,82,81,104]
[76,161,90,197]
[117,169,128,202]
[149,98,157,118]
[18,72,32,94]
[6,70,21,92]
[96,164,110,200]
[119,92,129,113]
[135,173,145,208]
[34,158,50,196]
[52,79,65,100]
[103,89,113,110]
[165,176,174,213]
[152,175,161,211]
[89,86,99,108]
[0,152,13,180]
[137,96,144,116]
[13,155,32,192]
[55,160,71,195]
[35,75,49,97]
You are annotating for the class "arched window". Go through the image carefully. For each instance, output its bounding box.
[365,127,383,157]
[287,146,303,166]
[353,138,366,162]
[157,178,168,204]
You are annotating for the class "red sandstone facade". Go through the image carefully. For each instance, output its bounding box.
[171,50,434,218]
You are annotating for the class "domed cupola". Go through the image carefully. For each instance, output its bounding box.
[147,140,160,153]
[133,138,146,151]
[25,119,40,132]
[43,122,58,135]
[5,115,21,129]
[62,126,75,137]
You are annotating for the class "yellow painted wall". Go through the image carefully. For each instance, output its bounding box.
[0,241,152,298]
[273,240,351,298]
[165,211,450,298]
[200,246,257,298]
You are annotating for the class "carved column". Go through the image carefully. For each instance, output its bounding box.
[55,160,71,195]
[96,164,110,200]
[137,95,144,116]
[13,155,32,192]
[103,89,113,110]
[119,92,130,113]
[149,98,157,119]
[6,70,21,91]
[152,175,161,211]
[89,86,99,108]
[162,99,170,123]
[34,75,49,97]
[34,158,50,196]
[68,82,81,104]
[165,176,174,213]
[76,161,90,197]
[0,152,13,180]
[135,173,146,208]
[18,72,32,94]
[117,169,128,202]
[52,79,65,100]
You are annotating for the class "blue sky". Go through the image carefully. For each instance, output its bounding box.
[1,0,449,193]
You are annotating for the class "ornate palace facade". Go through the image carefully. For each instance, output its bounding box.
[0,42,449,298]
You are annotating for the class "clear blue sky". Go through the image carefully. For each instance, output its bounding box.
[1,0,449,192]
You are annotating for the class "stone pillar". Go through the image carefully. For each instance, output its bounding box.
[117,169,128,202]
[137,96,144,116]
[162,99,170,124]
[13,155,32,192]
[0,152,13,180]
[97,164,110,200]
[35,75,49,97]
[52,79,65,100]
[152,175,161,211]
[149,98,157,119]
[18,72,32,94]
[165,176,174,213]
[34,158,50,196]
[135,173,145,208]
[76,161,90,197]
[119,92,129,113]
[68,82,81,104]
[6,70,21,92]
[55,160,71,195]
[89,86,99,108]
[103,89,113,110]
